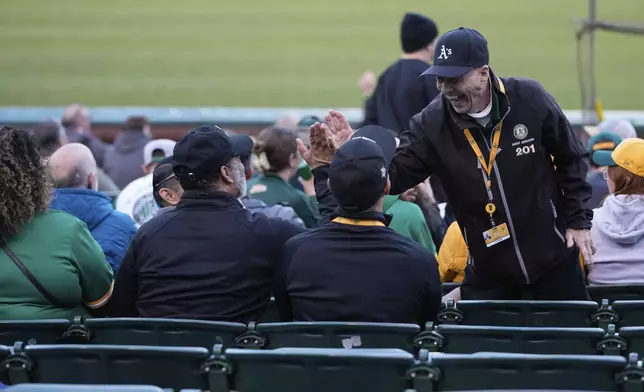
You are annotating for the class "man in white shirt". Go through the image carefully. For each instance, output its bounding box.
[116,139,176,227]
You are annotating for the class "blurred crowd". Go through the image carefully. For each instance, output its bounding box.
[0,12,643,324]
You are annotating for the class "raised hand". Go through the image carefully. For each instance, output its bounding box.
[324,110,355,147]
[297,122,335,170]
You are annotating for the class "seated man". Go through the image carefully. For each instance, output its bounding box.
[276,125,441,324]
[48,143,137,274]
[107,125,307,322]
[151,155,184,217]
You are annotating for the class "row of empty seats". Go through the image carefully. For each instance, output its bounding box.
[2,344,644,391]
[4,317,644,356]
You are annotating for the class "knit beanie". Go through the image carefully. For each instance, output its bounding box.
[400,13,438,54]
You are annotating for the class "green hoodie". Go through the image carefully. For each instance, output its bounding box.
[383,195,436,254]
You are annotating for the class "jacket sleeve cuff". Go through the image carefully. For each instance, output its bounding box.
[566,210,593,230]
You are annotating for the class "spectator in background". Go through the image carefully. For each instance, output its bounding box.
[115,139,175,227]
[103,116,152,188]
[586,120,637,209]
[152,156,184,217]
[587,132,624,208]
[48,143,137,274]
[0,126,113,320]
[277,125,441,324]
[248,127,320,228]
[108,126,306,321]
[240,152,305,227]
[29,121,120,195]
[61,104,108,168]
[588,138,644,285]
[360,12,449,217]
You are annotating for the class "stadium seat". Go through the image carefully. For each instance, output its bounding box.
[0,343,211,390]
[83,318,247,348]
[441,283,461,296]
[426,324,607,355]
[588,285,644,303]
[254,322,421,351]
[421,351,636,391]
[221,347,416,392]
[617,327,644,356]
[4,385,165,392]
[0,320,70,346]
[613,301,644,328]
[438,300,601,328]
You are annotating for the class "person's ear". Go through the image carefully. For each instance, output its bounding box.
[88,172,99,191]
[480,66,490,83]
[384,178,391,195]
[160,188,181,205]
[220,165,235,185]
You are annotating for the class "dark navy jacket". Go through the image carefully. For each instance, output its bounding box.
[50,188,136,274]
[108,191,305,322]
[389,70,593,285]
[275,168,442,325]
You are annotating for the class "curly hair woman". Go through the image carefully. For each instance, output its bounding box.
[0,125,113,319]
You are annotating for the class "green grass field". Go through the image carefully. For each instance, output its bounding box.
[0,0,643,109]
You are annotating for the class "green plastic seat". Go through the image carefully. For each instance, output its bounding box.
[1,344,210,391]
[5,385,165,392]
[617,327,644,355]
[440,300,599,327]
[430,325,606,355]
[425,352,630,391]
[223,347,416,392]
[0,320,70,346]
[613,301,644,328]
[588,285,644,303]
[255,322,420,351]
[84,318,247,348]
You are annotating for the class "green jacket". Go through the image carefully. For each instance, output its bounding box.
[383,195,436,254]
[248,173,320,228]
[0,210,114,320]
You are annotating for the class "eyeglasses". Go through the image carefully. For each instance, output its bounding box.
[154,174,177,189]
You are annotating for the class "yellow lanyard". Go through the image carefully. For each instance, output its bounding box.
[332,217,385,227]
[463,123,503,222]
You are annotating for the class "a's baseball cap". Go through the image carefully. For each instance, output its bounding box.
[422,27,489,78]
[588,132,623,167]
[143,139,176,167]
[612,138,644,177]
[172,125,253,186]
[328,125,397,211]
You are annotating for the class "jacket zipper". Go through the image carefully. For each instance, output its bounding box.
[550,199,566,243]
[463,227,475,268]
[478,124,531,284]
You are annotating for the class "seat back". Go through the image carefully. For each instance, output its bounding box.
[85,318,246,348]
[428,352,627,391]
[4,385,165,392]
[0,320,70,346]
[3,344,209,390]
[613,301,644,328]
[588,285,644,303]
[448,301,599,327]
[225,347,415,392]
[617,327,644,356]
[441,283,461,296]
[435,325,605,355]
[256,322,420,351]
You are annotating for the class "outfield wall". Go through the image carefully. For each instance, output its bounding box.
[1,107,643,143]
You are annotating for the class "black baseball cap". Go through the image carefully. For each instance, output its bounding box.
[152,155,176,206]
[172,125,253,186]
[328,125,397,211]
[422,27,489,78]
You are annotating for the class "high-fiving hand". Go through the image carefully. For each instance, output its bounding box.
[296,110,355,169]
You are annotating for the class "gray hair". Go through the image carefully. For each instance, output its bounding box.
[51,164,90,188]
